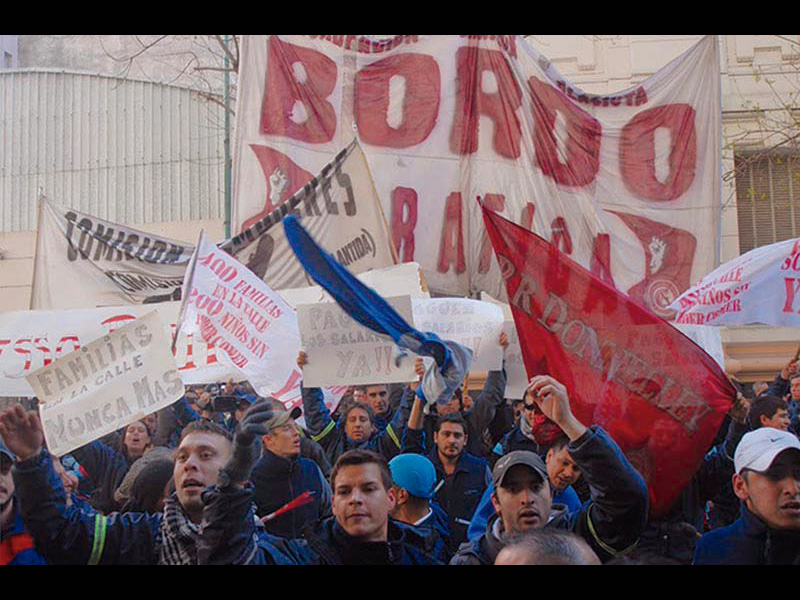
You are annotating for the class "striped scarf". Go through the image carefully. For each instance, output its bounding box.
[158,495,201,565]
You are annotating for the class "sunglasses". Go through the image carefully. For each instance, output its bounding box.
[0,455,13,475]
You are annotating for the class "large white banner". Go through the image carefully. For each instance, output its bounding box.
[669,237,800,327]
[0,302,236,397]
[233,35,721,320]
[31,198,194,309]
[28,312,183,456]
[221,138,396,290]
[296,295,416,387]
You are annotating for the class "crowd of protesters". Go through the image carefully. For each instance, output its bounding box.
[0,337,798,565]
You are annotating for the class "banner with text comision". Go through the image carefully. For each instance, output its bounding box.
[30,198,194,310]
[233,35,721,319]
[482,205,735,516]
[27,311,183,456]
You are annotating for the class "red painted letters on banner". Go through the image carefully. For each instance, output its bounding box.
[481,204,734,516]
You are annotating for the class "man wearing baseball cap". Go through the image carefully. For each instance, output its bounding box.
[450,375,648,565]
[250,400,332,538]
[389,453,452,561]
[693,427,800,564]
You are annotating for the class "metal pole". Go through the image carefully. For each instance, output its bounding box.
[224,35,232,239]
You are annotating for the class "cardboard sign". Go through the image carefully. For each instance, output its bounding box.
[0,302,238,397]
[28,311,182,456]
[481,292,529,399]
[296,295,417,387]
[411,297,504,371]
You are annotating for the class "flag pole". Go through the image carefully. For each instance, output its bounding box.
[172,230,204,353]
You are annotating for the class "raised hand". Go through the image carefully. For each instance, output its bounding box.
[218,399,277,488]
[0,404,44,462]
[526,375,587,441]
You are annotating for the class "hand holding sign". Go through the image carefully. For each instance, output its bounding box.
[0,404,44,462]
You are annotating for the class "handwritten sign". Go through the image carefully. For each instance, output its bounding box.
[296,295,417,387]
[178,232,301,398]
[411,298,504,371]
[28,311,182,456]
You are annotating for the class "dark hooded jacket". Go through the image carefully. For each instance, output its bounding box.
[450,426,648,565]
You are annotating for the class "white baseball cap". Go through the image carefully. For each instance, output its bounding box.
[734,428,800,474]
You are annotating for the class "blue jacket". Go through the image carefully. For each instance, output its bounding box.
[13,451,269,565]
[450,426,649,565]
[765,374,800,435]
[199,484,443,565]
[490,424,542,467]
[402,426,491,547]
[418,369,508,460]
[70,439,137,514]
[301,384,413,464]
[413,500,454,563]
[300,516,443,565]
[250,449,332,538]
[693,505,800,565]
[0,501,47,565]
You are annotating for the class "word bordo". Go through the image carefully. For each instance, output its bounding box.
[263,36,697,201]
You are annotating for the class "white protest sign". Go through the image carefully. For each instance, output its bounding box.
[0,302,237,397]
[296,296,417,387]
[481,292,528,399]
[670,237,800,327]
[28,311,182,456]
[411,298,504,371]
[177,232,301,398]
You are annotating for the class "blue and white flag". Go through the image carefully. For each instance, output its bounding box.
[283,214,473,404]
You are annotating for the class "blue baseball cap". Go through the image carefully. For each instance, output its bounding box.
[389,453,437,499]
[0,436,15,462]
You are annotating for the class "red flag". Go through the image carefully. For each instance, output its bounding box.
[481,204,735,516]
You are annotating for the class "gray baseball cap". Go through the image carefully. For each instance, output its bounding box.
[493,450,548,487]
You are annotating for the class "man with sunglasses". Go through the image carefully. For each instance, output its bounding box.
[490,392,549,467]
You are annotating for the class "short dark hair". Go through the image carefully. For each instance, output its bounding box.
[749,395,788,429]
[179,418,233,444]
[330,449,392,491]
[341,401,375,426]
[355,383,387,392]
[548,434,570,454]
[435,412,466,434]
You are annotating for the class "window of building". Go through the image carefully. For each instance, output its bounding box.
[735,150,800,254]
